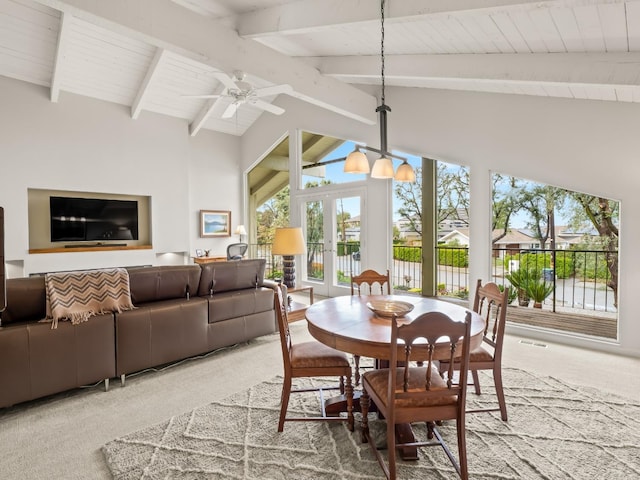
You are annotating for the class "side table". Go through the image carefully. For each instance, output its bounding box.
[286,286,314,322]
[193,256,227,264]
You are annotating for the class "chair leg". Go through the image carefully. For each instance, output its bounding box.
[345,374,354,432]
[457,417,469,480]
[278,375,292,432]
[471,369,481,395]
[494,366,508,421]
[340,375,345,394]
[354,355,361,386]
[360,389,370,443]
[387,417,397,480]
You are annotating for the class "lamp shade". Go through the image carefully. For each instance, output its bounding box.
[394,161,416,183]
[272,227,306,255]
[370,156,394,179]
[235,225,247,235]
[344,150,370,174]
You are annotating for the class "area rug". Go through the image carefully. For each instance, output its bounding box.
[103,368,640,479]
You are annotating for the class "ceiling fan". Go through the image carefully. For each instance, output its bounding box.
[183,70,292,119]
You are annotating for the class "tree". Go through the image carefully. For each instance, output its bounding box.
[568,194,619,306]
[519,185,567,249]
[395,166,423,235]
[438,164,469,226]
[491,174,522,243]
[394,163,470,237]
[256,186,290,244]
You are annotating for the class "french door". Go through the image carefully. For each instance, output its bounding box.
[298,188,365,297]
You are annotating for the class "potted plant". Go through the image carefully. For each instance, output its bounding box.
[526,279,554,308]
[505,269,532,307]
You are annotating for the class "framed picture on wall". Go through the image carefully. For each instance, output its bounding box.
[200,210,231,237]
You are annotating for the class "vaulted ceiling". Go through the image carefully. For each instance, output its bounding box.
[2,0,639,137]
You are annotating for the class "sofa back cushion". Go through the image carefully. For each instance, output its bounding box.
[127,265,202,305]
[197,259,266,296]
[1,276,46,324]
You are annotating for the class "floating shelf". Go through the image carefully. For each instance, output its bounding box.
[29,245,153,254]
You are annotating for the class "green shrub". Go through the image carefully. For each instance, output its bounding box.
[526,279,554,304]
[438,247,468,267]
[337,241,360,256]
[393,246,422,263]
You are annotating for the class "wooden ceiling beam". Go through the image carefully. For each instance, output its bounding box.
[237,0,603,38]
[32,0,377,125]
[318,52,640,87]
[131,48,167,120]
[50,11,71,102]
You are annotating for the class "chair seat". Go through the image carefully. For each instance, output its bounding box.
[470,346,494,363]
[290,341,351,369]
[363,366,458,408]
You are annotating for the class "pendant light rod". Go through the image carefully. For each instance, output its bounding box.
[303,144,408,171]
[339,0,416,183]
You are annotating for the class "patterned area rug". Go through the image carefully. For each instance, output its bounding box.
[103,368,640,479]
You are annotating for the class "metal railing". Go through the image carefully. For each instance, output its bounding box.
[248,243,618,314]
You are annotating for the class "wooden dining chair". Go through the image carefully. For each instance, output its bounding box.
[274,284,354,432]
[350,269,391,385]
[361,311,472,480]
[439,279,510,421]
[350,269,391,296]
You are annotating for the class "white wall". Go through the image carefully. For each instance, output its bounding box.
[0,76,241,275]
[241,87,640,357]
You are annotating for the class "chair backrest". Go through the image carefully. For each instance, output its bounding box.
[226,242,248,260]
[388,311,472,411]
[274,284,292,371]
[473,279,509,358]
[350,269,391,295]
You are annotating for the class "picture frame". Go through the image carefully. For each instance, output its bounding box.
[200,210,231,237]
[195,248,204,258]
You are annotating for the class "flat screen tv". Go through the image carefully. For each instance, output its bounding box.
[50,196,139,242]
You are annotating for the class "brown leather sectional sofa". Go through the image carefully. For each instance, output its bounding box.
[0,259,277,408]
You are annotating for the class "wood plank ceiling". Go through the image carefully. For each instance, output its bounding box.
[2,0,639,137]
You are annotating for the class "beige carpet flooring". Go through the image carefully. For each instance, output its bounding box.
[102,368,640,479]
[1,321,639,479]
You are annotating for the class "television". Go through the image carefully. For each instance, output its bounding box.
[50,196,139,242]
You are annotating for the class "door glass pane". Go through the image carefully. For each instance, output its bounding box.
[335,196,360,286]
[305,200,324,282]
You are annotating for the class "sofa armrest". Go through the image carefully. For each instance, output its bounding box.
[263,279,286,298]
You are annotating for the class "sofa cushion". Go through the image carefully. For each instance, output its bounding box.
[127,265,202,305]
[207,287,274,324]
[115,297,209,376]
[1,277,46,325]
[197,259,266,296]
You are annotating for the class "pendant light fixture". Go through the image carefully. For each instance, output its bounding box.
[343,0,415,183]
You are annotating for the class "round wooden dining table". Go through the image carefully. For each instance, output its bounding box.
[305,294,485,461]
[305,294,485,361]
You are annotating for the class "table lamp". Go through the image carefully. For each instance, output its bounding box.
[271,227,306,289]
[235,224,247,243]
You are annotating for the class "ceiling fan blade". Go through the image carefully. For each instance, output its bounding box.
[222,102,239,119]
[212,71,239,91]
[253,84,293,98]
[251,99,285,115]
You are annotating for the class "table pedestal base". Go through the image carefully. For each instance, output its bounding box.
[324,393,418,461]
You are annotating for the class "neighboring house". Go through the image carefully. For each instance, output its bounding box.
[395,217,421,244]
[438,208,469,238]
[438,229,470,246]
